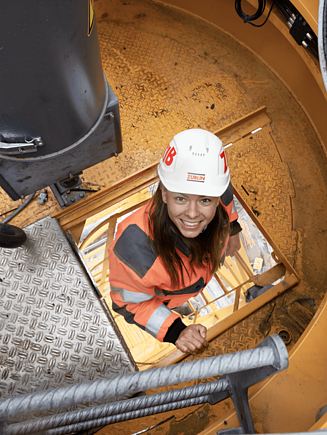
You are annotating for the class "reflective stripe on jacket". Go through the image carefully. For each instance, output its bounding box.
[108,182,238,342]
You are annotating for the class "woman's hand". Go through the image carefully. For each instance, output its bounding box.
[175,324,209,354]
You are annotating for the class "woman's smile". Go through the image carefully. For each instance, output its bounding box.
[181,220,200,226]
[161,188,220,238]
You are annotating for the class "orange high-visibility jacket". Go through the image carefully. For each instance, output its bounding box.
[108,182,239,343]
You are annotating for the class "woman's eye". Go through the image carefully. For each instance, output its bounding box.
[201,198,211,203]
[176,197,185,202]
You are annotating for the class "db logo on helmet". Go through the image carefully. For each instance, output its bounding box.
[163,145,177,167]
[220,150,228,174]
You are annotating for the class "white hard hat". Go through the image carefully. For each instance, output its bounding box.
[158,129,230,197]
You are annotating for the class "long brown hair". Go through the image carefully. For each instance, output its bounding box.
[148,182,230,287]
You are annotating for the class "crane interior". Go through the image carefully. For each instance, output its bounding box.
[0,0,327,434]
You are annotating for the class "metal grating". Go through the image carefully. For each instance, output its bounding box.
[0,216,136,404]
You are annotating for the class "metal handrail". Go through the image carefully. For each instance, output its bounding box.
[0,335,288,435]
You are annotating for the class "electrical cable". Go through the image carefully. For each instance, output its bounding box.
[305,44,319,61]
[273,1,290,21]
[69,188,99,193]
[235,0,319,62]
[235,0,265,23]
[0,208,18,218]
[1,192,36,224]
[310,37,318,47]
[250,2,275,27]
[283,2,294,17]
[235,0,275,27]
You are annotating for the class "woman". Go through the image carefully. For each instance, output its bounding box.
[108,129,241,353]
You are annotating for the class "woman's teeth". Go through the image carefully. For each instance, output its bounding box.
[182,220,199,226]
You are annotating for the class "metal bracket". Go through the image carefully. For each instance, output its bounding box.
[0,136,44,155]
[288,13,312,45]
[245,284,274,303]
[210,335,288,434]
[50,173,87,208]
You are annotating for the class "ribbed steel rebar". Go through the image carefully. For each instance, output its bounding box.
[0,341,280,421]
[44,396,209,435]
[4,380,229,435]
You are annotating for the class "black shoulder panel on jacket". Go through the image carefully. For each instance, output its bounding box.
[112,302,146,331]
[161,277,205,296]
[230,220,242,236]
[221,182,233,206]
[113,224,158,279]
[171,231,191,257]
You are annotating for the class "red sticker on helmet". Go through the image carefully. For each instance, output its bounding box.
[187,173,206,182]
[220,150,227,173]
[163,145,177,167]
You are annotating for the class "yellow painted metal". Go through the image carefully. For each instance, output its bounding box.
[79,191,151,251]
[199,282,327,434]
[83,187,152,227]
[76,107,299,370]
[154,268,297,368]
[206,271,298,339]
[245,0,319,45]
[291,0,319,34]
[81,190,297,370]
[309,411,327,431]
[69,220,86,244]
[55,166,157,231]
[0,0,325,432]
[54,106,268,232]
[81,190,258,367]
[158,0,327,154]
[99,217,117,292]
[83,1,327,433]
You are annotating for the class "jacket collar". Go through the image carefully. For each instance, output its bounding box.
[171,229,191,257]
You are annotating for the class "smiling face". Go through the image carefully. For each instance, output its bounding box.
[161,187,220,238]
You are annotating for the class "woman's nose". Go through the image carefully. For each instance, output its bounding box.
[185,200,200,218]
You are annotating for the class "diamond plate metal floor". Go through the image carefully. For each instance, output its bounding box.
[0,216,136,402]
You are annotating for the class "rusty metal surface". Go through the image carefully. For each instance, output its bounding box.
[0,216,135,411]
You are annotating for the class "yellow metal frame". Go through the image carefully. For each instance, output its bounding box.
[198,278,327,434]
[54,106,299,369]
